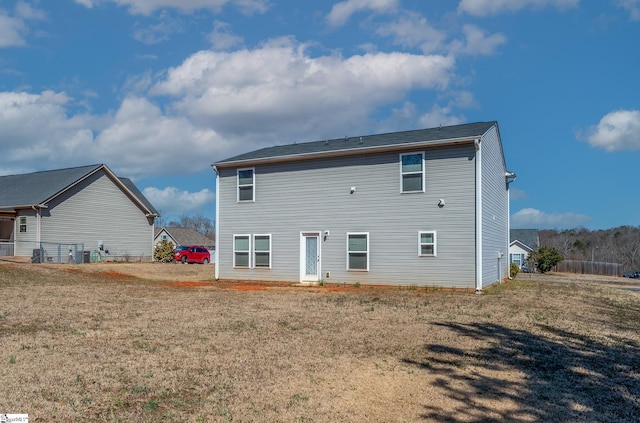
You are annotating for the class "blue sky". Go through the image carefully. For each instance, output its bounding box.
[0,0,638,229]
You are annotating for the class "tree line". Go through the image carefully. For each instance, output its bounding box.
[539,226,640,271]
[155,214,215,238]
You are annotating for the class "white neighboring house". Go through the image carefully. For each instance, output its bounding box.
[213,121,515,289]
[509,229,540,270]
[0,164,159,262]
[154,227,216,263]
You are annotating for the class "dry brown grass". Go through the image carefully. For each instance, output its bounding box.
[1,262,639,422]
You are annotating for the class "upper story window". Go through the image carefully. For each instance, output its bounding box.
[347,232,369,271]
[237,168,255,202]
[19,216,27,233]
[400,152,425,193]
[418,231,437,257]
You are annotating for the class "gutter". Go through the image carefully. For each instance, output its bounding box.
[475,138,483,292]
[214,137,479,169]
[213,165,220,280]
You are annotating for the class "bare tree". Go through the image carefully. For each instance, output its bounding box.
[167,214,215,237]
[540,226,640,270]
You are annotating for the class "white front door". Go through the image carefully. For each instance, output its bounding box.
[301,232,321,282]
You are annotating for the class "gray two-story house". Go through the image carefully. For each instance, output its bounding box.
[213,121,515,290]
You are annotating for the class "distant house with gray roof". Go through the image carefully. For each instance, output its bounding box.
[0,164,159,261]
[213,121,515,290]
[154,227,215,250]
[509,229,539,269]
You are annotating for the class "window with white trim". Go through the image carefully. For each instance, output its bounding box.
[418,231,437,257]
[253,234,271,268]
[237,168,255,202]
[347,233,369,271]
[233,235,250,267]
[400,152,425,193]
[19,216,27,233]
[510,253,525,268]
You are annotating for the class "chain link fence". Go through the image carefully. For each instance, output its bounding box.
[34,242,86,264]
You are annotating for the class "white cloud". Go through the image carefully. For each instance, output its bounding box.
[452,24,507,56]
[511,208,591,229]
[142,186,215,216]
[92,96,227,178]
[618,0,640,21]
[375,11,447,54]
[418,105,466,128]
[458,0,579,17]
[208,20,244,51]
[0,9,27,47]
[151,37,454,143]
[0,90,94,164]
[0,90,230,179]
[326,0,399,27]
[376,14,505,58]
[132,11,184,44]
[509,187,528,200]
[75,0,269,16]
[14,1,46,20]
[582,109,640,151]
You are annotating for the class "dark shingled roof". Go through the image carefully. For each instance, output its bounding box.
[215,121,497,166]
[0,164,103,208]
[119,177,159,216]
[510,229,540,251]
[0,164,159,216]
[155,227,215,248]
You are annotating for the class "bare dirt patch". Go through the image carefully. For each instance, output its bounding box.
[1,264,639,422]
[56,261,216,281]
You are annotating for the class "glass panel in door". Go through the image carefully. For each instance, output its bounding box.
[305,236,318,277]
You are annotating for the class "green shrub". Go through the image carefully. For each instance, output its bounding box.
[510,262,519,278]
[153,240,175,263]
[530,246,563,274]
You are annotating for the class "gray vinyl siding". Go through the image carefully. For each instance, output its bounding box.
[480,126,510,288]
[39,171,154,259]
[14,210,38,257]
[218,144,478,288]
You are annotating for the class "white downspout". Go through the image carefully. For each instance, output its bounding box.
[213,166,220,280]
[475,139,482,291]
[32,206,41,246]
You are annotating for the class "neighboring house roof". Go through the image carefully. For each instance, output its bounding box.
[119,177,159,216]
[510,229,539,252]
[0,164,159,216]
[214,121,498,167]
[155,227,215,248]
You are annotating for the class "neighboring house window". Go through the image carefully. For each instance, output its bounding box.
[19,217,27,233]
[418,231,437,257]
[253,234,272,268]
[400,152,425,193]
[510,253,525,268]
[234,235,250,267]
[347,233,369,271]
[161,234,167,241]
[238,168,255,202]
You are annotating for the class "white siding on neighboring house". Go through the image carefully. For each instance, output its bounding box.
[509,243,531,268]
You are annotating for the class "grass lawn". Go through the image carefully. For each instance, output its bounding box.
[1,262,639,422]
